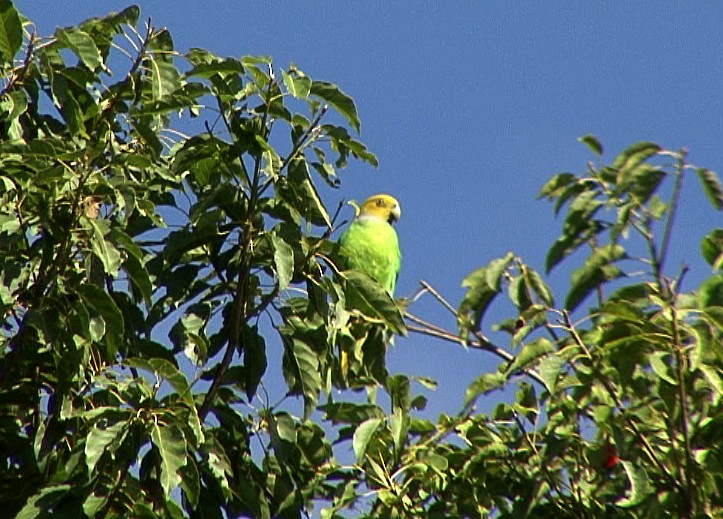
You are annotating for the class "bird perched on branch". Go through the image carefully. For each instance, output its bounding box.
[338,193,402,295]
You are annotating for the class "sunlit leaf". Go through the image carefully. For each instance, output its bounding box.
[272,233,294,291]
[55,27,103,70]
[578,134,603,156]
[282,70,311,99]
[565,244,627,311]
[150,422,187,499]
[701,229,723,270]
[343,270,405,334]
[524,265,554,306]
[85,421,127,473]
[464,372,505,407]
[15,485,72,519]
[538,354,566,394]
[352,418,382,462]
[310,81,361,132]
[696,168,723,210]
[617,461,651,507]
[87,218,122,277]
[537,172,578,200]
[506,338,553,375]
[546,200,605,273]
[649,351,677,386]
[458,265,500,339]
[613,142,660,193]
[486,252,514,291]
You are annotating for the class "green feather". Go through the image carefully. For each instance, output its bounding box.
[339,216,401,294]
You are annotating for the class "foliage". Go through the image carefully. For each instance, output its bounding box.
[0,4,722,518]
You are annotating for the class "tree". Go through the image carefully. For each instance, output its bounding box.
[0,4,721,518]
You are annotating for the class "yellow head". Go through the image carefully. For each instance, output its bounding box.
[355,193,401,225]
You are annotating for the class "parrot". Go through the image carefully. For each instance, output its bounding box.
[338,193,402,295]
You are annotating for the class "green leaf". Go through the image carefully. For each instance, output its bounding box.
[386,374,411,413]
[150,422,187,499]
[703,306,723,329]
[0,89,27,140]
[146,30,180,102]
[537,173,578,200]
[15,485,72,519]
[700,274,723,308]
[123,252,153,305]
[243,325,267,401]
[700,363,723,398]
[343,270,405,334]
[627,164,665,204]
[126,357,203,444]
[272,233,294,291]
[546,191,605,273]
[611,141,660,176]
[613,142,660,193]
[77,283,124,356]
[701,229,723,270]
[283,339,323,419]
[617,461,651,507]
[578,134,603,156]
[85,421,127,473]
[55,27,103,70]
[87,218,122,277]
[565,244,627,311]
[649,351,677,386]
[390,407,410,455]
[171,308,206,361]
[412,375,438,391]
[458,264,500,339]
[179,459,200,509]
[506,338,554,375]
[523,265,554,306]
[464,372,505,407]
[352,418,382,462]
[310,81,361,132]
[0,0,21,64]
[648,194,667,219]
[538,354,566,394]
[696,168,723,210]
[269,411,297,462]
[54,82,88,138]
[278,159,331,227]
[319,402,385,425]
[282,70,311,99]
[486,252,514,291]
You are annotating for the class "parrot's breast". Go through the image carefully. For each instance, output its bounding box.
[339,217,401,294]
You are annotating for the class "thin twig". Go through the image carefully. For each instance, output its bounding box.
[405,311,546,387]
[418,280,457,316]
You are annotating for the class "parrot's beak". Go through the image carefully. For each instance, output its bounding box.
[389,204,401,224]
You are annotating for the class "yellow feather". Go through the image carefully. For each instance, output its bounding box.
[357,194,401,224]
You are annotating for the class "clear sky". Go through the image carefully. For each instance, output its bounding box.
[17,1,723,418]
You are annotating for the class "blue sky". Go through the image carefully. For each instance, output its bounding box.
[17,1,723,418]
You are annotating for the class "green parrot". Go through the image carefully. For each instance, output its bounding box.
[338,193,402,295]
